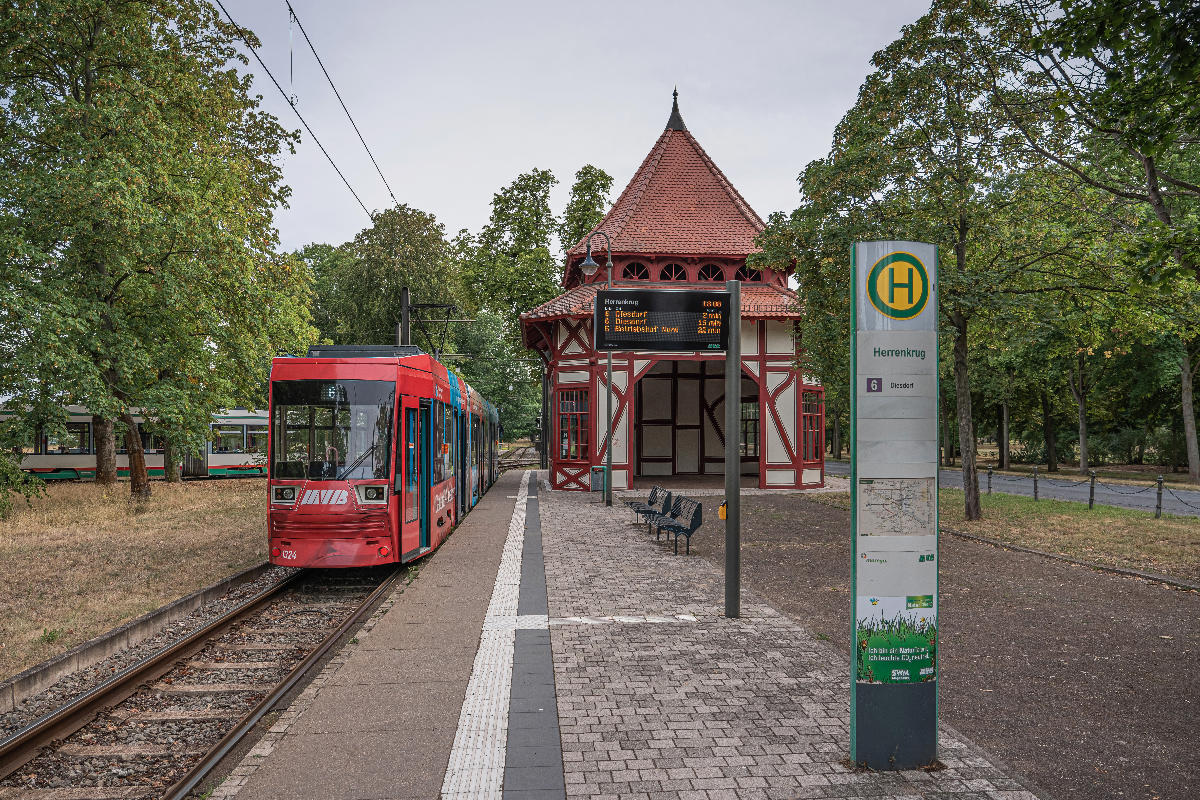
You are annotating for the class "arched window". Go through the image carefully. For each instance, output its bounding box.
[735,265,759,282]
[622,262,650,280]
[660,263,687,281]
[698,263,725,282]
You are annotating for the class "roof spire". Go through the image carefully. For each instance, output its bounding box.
[666,86,686,131]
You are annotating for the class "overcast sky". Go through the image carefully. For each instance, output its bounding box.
[224,1,931,254]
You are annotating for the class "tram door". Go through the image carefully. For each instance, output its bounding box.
[456,410,468,517]
[397,397,430,559]
[418,400,432,550]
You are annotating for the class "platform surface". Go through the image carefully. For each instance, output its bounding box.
[215,469,1043,800]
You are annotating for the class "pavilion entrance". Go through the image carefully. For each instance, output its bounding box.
[632,360,759,479]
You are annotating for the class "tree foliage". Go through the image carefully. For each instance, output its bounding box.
[558,165,613,256]
[0,0,316,498]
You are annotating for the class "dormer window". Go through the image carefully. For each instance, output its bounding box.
[661,263,687,281]
[622,262,650,280]
[698,263,725,282]
[735,265,759,282]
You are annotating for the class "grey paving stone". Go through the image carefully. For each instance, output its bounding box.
[539,486,1046,800]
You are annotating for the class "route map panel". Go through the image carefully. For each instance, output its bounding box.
[594,288,731,352]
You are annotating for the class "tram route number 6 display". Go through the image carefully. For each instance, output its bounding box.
[594,288,731,352]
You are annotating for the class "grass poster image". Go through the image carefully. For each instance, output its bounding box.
[855,595,937,683]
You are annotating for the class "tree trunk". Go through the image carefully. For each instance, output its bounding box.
[941,404,954,466]
[1041,391,1058,471]
[120,412,151,501]
[951,312,981,520]
[1068,353,1089,474]
[1000,400,1009,470]
[92,416,117,485]
[831,414,841,459]
[163,438,182,483]
[1182,345,1199,484]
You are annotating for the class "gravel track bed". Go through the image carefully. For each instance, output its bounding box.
[0,565,298,741]
[7,753,187,789]
[167,667,283,685]
[75,717,230,748]
[1,566,391,793]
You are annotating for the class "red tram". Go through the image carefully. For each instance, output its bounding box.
[267,345,500,568]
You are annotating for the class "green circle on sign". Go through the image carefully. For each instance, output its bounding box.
[867,252,930,320]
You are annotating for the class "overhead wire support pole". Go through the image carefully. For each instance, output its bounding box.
[212,0,371,218]
[286,0,398,204]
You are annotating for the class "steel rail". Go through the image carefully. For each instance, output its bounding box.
[163,566,406,800]
[0,569,305,782]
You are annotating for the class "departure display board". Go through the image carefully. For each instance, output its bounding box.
[594,288,731,352]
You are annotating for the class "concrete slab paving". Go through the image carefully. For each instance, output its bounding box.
[223,469,525,800]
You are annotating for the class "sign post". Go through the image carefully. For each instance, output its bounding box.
[850,241,939,768]
[594,286,741,618]
[724,280,741,618]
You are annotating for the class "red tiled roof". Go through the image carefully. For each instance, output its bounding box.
[566,117,765,260]
[521,283,802,326]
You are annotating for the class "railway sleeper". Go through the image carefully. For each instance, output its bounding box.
[150,682,263,694]
[56,743,205,758]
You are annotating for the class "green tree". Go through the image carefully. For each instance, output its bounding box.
[558,165,613,256]
[307,205,458,348]
[0,0,314,499]
[451,312,540,439]
[465,169,561,322]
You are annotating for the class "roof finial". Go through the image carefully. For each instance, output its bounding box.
[666,86,686,131]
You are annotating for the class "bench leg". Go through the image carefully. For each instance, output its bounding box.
[674,533,679,555]
[685,534,691,555]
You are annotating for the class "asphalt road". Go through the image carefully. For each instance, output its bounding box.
[824,460,1200,518]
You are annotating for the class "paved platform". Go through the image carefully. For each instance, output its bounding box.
[216,469,1043,800]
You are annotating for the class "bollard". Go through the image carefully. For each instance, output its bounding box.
[1089,470,1096,510]
[1156,475,1163,518]
[987,467,992,495]
[1033,465,1038,501]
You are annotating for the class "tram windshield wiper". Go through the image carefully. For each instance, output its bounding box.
[336,438,380,481]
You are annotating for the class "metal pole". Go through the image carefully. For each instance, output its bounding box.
[400,287,411,346]
[605,261,614,507]
[1088,469,1095,510]
[987,467,992,495]
[1156,475,1163,518]
[1033,465,1039,500]
[724,280,741,618]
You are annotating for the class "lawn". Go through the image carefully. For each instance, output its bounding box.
[0,479,268,680]
[808,488,1200,582]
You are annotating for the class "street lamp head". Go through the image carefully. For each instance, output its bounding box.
[579,243,600,277]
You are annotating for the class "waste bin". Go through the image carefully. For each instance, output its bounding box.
[590,465,606,492]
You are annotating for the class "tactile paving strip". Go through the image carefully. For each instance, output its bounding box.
[441,471,532,799]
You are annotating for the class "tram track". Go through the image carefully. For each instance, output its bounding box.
[0,567,404,800]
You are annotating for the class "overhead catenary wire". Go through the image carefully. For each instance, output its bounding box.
[212,0,371,218]
[286,1,398,205]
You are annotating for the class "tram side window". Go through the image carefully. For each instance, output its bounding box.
[213,425,246,454]
[41,422,90,454]
[557,390,588,461]
[246,426,267,453]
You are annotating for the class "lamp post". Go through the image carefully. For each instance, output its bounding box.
[579,232,614,507]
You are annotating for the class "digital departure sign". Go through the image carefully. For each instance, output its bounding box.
[594,289,731,352]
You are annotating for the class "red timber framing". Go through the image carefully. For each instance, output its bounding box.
[518,91,824,491]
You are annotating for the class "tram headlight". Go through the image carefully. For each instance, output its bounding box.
[272,486,296,503]
[356,484,387,504]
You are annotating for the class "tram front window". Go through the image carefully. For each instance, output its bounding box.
[271,380,395,480]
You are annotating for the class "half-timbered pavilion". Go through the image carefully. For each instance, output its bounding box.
[520,93,824,492]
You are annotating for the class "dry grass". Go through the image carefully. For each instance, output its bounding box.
[0,479,267,680]
[805,488,1200,582]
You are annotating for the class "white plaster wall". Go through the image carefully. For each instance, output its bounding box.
[802,468,822,484]
[741,321,759,355]
[766,469,795,485]
[557,371,589,384]
[642,425,671,458]
[765,378,797,464]
[765,321,794,355]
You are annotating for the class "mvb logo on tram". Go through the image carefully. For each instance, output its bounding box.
[300,488,350,506]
